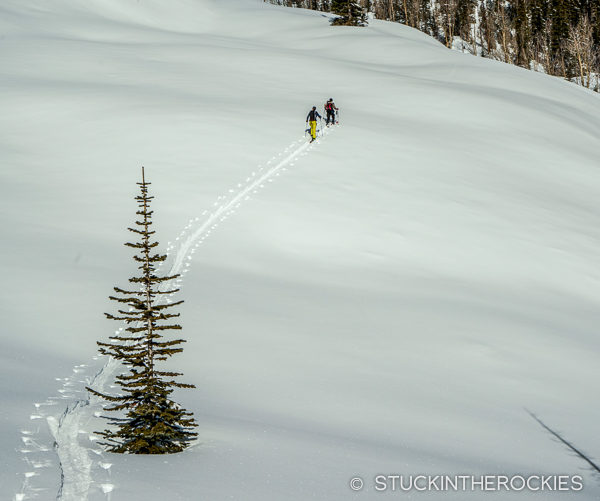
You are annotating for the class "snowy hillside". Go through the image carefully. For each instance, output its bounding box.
[2,0,600,499]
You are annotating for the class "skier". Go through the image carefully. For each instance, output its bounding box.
[324,98,338,126]
[306,106,322,143]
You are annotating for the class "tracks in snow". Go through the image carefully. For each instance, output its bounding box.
[171,135,316,275]
[15,128,334,501]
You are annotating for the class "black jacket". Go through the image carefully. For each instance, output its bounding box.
[307,109,322,122]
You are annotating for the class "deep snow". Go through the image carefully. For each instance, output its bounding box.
[1,0,600,499]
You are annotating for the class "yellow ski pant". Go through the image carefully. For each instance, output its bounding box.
[309,120,317,140]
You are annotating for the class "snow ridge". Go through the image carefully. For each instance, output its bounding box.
[15,129,333,501]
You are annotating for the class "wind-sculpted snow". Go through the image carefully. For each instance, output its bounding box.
[15,130,333,501]
[4,0,600,500]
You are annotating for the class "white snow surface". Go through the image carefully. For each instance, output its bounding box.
[2,0,600,499]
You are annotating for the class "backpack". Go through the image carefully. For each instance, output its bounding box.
[325,102,333,111]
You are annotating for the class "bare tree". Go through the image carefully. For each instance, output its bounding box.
[373,0,398,21]
[566,16,595,88]
[495,1,514,63]
[435,0,460,47]
[478,2,496,57]
[594,48,600,91]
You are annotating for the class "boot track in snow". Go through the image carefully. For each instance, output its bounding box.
[15,129,334,501]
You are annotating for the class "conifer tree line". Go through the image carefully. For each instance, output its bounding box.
[87,167,197,454]
[266,0,600,91]
[272,0,367,24]
[331,0,368,25]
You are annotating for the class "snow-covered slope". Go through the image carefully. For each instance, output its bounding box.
[2,0,600,499]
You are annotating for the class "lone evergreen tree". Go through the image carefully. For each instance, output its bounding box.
[87,167,197,454]
[331,0,367,26]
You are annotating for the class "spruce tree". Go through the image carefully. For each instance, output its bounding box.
[331,0,368,26]
[87,167,197,454]
[513,0,532,67]
[550,0,571,56]
[455,0,477,46]
[420,0,437,35]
